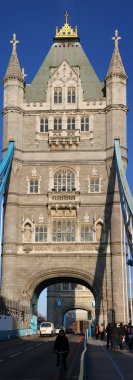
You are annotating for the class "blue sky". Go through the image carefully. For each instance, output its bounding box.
[0,0,133,315]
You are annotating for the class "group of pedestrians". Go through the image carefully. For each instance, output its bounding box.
[95,322,133,350]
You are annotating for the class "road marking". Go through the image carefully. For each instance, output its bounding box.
[101,345,126,380]
[9,352,22,358]
[35,343,42,347]
[24,346,33,351]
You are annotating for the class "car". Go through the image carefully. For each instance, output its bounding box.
[55,326,65,334]
[65,328,75,334]
[40,322,55,337]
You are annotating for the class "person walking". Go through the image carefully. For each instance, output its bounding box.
[95,325,100,340]
[54,329,69,372]
[106,323,111,349]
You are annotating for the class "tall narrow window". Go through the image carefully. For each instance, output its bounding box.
[30,180,39,193]
[90,179,99,193]
[81,117,89,131]
[54,87,62,104]
[81,226,93,241]
[54,169,75,192]
[52,220,75,242]
[40,118,48,132]
[67,117,75,130]
[35,226,47,242]
[67,87,76,103]
[54,118,62,130]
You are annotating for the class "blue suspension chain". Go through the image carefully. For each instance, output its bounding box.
[0,141,14,194]
[114,139,133,261]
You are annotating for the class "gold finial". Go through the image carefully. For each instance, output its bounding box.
[55,13,78,39]
[112,29,121,47]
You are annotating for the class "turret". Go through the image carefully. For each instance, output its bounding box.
[105,30,128,152]
[3,34,24,150]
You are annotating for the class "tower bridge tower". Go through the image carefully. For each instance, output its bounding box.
[1,15,128,327]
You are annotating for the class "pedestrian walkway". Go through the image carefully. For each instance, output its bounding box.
[86,338,133,380]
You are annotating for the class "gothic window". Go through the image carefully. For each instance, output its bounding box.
[61,283,70,291]
[67,117,75,130]
[90,178,100,193]
[54,87,62,103]
[54,169,75,192]
[35,225,47,242]
[81,117,89,131]
[96,222,103,242]
[67,87,76,103]
[52,220,75,242]
[24,223,32,243]
[54,118,62,130]
[40,118,48,132]
[81,225,94,242]
[30,180,39,193]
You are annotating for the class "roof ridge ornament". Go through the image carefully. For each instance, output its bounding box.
[112,29,121,47]
[10,33,19,53]
[55,11,78,39]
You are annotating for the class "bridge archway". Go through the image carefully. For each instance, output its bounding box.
[22,267,106,326]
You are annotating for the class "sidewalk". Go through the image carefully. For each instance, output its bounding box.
[86,338,133,380]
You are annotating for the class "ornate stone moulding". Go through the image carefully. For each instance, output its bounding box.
[48,129,80,149]
[47,190,80,214]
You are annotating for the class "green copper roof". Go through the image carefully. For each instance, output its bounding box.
[25,42,104,102]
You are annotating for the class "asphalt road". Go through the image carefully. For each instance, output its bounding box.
[0,334,84,380]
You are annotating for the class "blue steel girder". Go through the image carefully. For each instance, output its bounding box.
[114,139,133,257]
[0,141,14,194]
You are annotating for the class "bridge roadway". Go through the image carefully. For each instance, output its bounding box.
[0,334,133,379]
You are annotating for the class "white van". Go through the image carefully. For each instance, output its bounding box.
[40,322,55,337]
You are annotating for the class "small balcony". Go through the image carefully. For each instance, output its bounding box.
[48,129,80,149]
[47,190,80,215]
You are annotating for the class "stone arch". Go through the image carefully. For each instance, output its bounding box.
[24,267,104,302]
[57,303,94,326]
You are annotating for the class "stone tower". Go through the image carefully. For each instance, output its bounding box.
[47,283,94,326]
[1,16,128,327]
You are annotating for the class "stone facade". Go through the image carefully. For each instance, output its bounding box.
[1,21,128,327]
[47,283,94,326]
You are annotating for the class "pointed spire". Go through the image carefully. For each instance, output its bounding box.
[106,30,127,79]
[4,33,23,82]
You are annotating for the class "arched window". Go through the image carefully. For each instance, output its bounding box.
[24,223,32,243]
[54,169,75,192]
[40,118,48,132]
[96,223,103,242]
[52,220,75,242]
[30,180,39,193]
[54,118,62,130]
[35,225,47,242]
[67,87,76,103]
[67,117,75,130]
[90,178,99,193]
[81,117,89,131]
[54,87,62,103]
[81,225,94,242]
